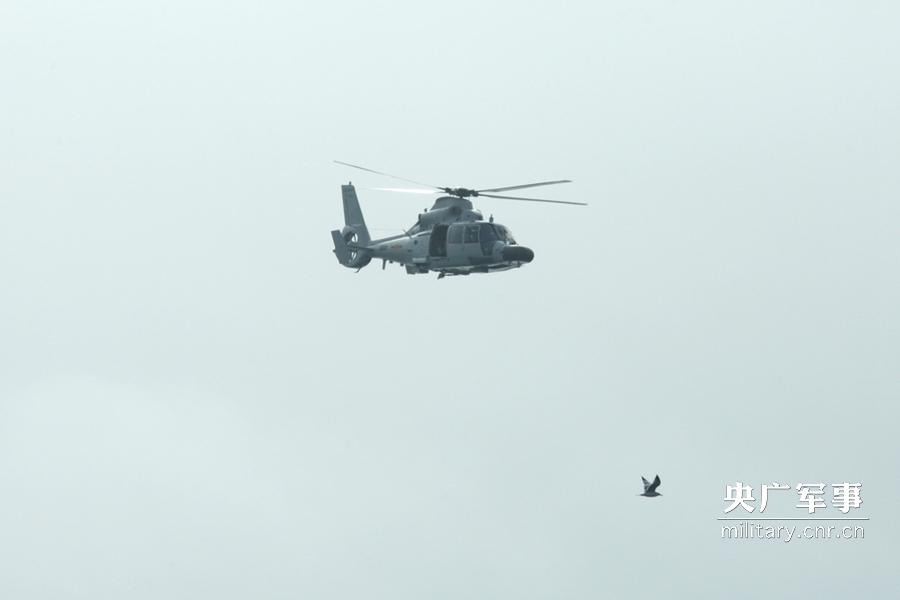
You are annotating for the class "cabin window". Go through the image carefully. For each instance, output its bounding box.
[464,225,479,243]
[448,225,463,244]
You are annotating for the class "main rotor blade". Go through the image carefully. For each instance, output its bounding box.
[477,179,572,193]
[334,160,441,189]
[478,193,587,206]
[370,187,440,195]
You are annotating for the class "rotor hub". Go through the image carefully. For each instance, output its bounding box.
[442,187,479,198]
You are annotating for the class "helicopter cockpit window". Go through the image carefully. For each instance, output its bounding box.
[479,223,499,242]
[448,225,463,244]
[480,223,499,255]
[496,226,516,244]
[464,225,480,243]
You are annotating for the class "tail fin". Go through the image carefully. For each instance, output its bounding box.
[331,184,372,269]
[341,184,369,244]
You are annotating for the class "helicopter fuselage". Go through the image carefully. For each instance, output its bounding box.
[368,221,534,276]
[331,185,534,277]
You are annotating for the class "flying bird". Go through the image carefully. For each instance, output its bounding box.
[640,474,662,497]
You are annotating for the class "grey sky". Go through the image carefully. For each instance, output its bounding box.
[1,1,898,598]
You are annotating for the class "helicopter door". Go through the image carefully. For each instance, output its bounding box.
[429,224,448,257]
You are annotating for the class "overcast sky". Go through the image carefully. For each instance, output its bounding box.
[1,1,898,598]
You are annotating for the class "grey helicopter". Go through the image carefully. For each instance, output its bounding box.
[330,161,585,278]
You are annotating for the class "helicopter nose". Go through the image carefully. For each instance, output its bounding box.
[502,246,534,263]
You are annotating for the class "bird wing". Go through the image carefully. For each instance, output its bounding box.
[642,476,651,492]
[648,475,661,492]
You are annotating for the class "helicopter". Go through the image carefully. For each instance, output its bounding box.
[330,160,586,278]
